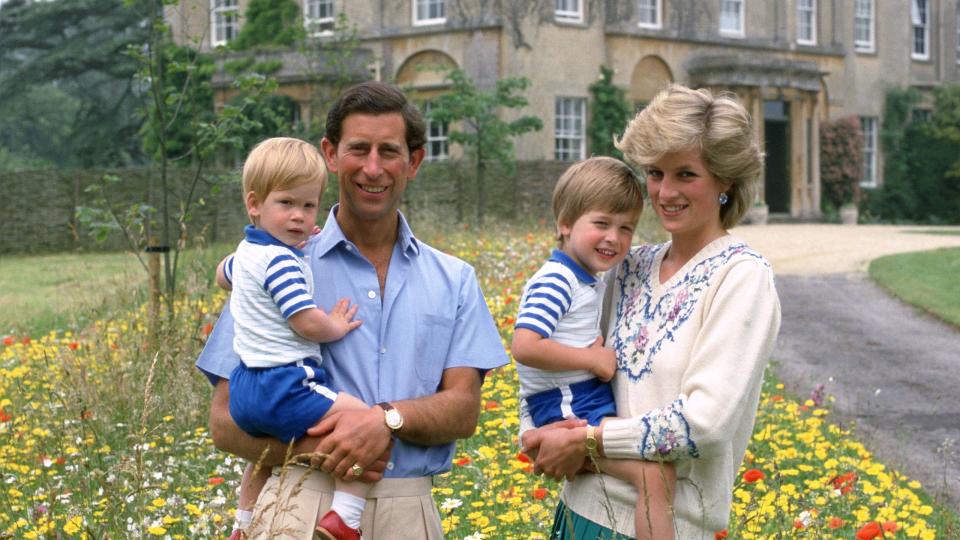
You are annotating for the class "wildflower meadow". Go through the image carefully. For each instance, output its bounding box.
[0,226,953,539]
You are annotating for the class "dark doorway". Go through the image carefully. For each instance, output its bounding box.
[763,100,790,214]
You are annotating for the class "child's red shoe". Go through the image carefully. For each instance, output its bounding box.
[315,510,362,540]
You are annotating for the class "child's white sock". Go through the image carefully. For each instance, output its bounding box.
[233,508,253,532]
[329,491,365,529]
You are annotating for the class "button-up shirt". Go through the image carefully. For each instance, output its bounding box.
[196,206,509,477]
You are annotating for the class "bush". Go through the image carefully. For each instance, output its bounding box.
[819,116,863,211]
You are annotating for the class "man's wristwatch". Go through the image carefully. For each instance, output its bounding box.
[377,402,404,433]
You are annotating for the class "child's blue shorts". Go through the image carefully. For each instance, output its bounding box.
[228,358,338,443]
[524,377,617,427]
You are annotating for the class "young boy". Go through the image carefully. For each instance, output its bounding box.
[215,137,369,540]
[511,156,676,540]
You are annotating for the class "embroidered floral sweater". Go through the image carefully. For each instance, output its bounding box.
[562,235,781,539]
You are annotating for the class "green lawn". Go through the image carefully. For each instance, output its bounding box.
[0,244,234,336]
[869,247,960,328]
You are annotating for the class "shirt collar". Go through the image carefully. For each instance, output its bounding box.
[313,205,421,258]
[244,225,304,257]
[549,249,596,284]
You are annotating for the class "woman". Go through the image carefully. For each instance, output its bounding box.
[521,84,782,539]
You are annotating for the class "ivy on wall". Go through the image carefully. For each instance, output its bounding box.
[819,116,863,210]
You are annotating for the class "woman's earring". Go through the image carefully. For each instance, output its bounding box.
[719,193,729,205]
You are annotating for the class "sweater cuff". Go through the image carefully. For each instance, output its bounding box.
[602,417,643,459]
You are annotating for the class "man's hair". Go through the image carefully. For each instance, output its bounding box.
[615,84,763,229]
[552,156,644,245]
[242,137,327,214]
[325,81,426,152]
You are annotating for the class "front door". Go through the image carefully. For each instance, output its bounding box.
[763,100,790,214]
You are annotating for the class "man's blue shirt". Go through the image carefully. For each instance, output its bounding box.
[196,206,509,477]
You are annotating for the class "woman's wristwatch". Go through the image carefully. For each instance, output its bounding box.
[585,425,599,458]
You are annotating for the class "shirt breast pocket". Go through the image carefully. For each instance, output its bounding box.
[414,313,455,391]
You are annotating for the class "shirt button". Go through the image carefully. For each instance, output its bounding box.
[386,461,394,470]
[380,347,386,354]
[367,290,376,299]
[345,244,353,251]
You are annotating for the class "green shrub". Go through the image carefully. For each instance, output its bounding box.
[819,116,863,210]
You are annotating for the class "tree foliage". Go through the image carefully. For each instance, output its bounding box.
[0,0,150,166]
[588,66,631,159]
[819,116,863,209]
[231,0,304,50]
[427,69,543,223]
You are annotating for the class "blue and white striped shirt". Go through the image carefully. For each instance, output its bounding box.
[230,225,321,368]
[515,250,605,397]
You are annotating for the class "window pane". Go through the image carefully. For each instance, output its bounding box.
[720,0,742,34]
[860,117,877,186]
[638,0,659,27]
[554,97,585,161]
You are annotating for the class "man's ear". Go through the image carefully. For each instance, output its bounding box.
[406,147,426,179]
[320,138,338,174]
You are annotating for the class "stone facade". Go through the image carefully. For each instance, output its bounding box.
[167,0,960,219]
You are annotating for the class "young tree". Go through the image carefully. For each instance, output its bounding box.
[588,66,631,159]
[230,0,304,51]
[427,69,543,223]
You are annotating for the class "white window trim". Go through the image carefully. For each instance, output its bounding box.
[637,0,662,30]
[911,0,930,60]
[555,97,586,162]
[853,0,875,53]
[797,0,817,45]
[413,0,446,26]
[555,0,583,23]
[859,116,878,188]
[719,0,745,37]
[423,102,449,162]
[210,0,239,48]
[304,0,335,37]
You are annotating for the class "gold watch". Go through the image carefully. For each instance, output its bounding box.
[585,425,599,458]
[377,402,403,433]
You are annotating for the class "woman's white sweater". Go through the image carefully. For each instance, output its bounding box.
[562,235,781,539]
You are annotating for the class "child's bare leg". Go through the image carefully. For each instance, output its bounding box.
[233,462,271,537]
[595,458,676,540]
[315,392,372,538]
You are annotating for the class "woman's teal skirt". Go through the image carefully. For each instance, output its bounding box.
[550,500,632,539]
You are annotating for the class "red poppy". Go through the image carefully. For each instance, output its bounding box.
[516,452,531,464]
[485,400,499,410]
[68,342,79,350]
[855,521,882,540]
[830,472,857,494]
[882,521,897,533]
[202,323,214,337]
[0,410,11,423]
[454,456,472,466]
[793,519,805,529]
[714,531,728,540]
[21,337,31,345]
[770,395,784,402]
[828,517,844,529]
[742,468,765,483]
[2,336,14,346]
[532,487,548,500]
[208,477,225,485]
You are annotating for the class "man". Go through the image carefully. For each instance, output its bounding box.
[197,81,509,539]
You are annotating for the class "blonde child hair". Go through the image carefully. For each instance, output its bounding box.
[242,137,327,222]
[551,156,644,245]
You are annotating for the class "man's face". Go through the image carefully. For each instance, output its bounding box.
[321,112,424,226]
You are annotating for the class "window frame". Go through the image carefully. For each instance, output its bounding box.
[554,97,587,162]
[211,0,239,48]
[797,0,817,45]
[859,116,878,188]
[422,102,449,162]
[637,0,662,30]
[853,0,875,53]
[912,0,930,60]
[555,0,583,23]
[413,0,446,26]
[956,0,960,63]
[304,0,335,36]
[719,0,745,37]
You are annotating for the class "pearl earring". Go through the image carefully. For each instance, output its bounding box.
[719,193,729,205]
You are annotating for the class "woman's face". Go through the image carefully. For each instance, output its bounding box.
[644,149,729,242]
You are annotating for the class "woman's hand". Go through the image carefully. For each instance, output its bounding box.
[521,418,589,481]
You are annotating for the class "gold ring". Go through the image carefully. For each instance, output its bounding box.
[350,464,363,476]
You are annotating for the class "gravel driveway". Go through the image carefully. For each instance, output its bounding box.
[731,224,960,510]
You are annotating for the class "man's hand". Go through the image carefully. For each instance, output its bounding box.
[295,225,322,250]
[587,336,617,382]
[307,407,392,481]
[521,418,590,481]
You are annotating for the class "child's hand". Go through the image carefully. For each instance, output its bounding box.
[327,298,362,339]
[587,336,617,382]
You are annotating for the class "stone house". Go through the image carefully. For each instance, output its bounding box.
[166,0,960,219]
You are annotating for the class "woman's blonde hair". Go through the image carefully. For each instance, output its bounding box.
[552,156,644,245]
[615,84,763,229]
[242,137,327,212]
